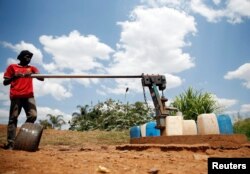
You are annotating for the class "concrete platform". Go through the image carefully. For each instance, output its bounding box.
[129,134,249,149]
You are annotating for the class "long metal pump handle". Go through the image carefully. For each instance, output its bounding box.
[30,74,142,78]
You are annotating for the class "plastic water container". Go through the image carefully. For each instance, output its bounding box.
[183,120,197,135]
[217,114,233,134]
[197,113,219,135]
[130,126,141,138]
[145,121,160,137]
[140,123,147,137]
[165,116,183,136]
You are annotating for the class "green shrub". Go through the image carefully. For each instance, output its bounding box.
[171,87,220,120]
[233,118,250,140]
[69,99,153,131]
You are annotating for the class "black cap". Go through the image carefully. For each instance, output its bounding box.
[17,50,33,60]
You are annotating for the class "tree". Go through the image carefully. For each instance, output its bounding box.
[46,114,66,130]
[234,118,250,140]
[38,119,52,129]
[69,104,99,131]
[126,101,153,126]
[69,99,153,131]
[95,99,153,131]
[171,87,220,120]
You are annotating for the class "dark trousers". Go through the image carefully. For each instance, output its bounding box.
[7,97,37,144]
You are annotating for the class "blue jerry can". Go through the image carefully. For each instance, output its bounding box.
[146,121,160,137]
[217,114,233,134]
[130,126,141,138]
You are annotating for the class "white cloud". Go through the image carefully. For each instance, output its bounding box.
[0,106,71,129]
[190,0,250,23]
[1,69,72,101]
[2,41,43,65]
[111,7,196,74]
[0,90,71,129]
[213,95,238,109]
[0,72,10,106]
[98,74,182,96]
[141,0,181,7]
[1,31,115,100]
[104,6,196,94]
[0,71,71,126]
[39,30,114,73]
[96,89,107,96]
[0,109,8,119]
[0,109,9,125]
[240,104,250,113]
[190,0,225,22]
[98,79,139,95]
[213,0,221,5]
[37,106,71,127]
[7,58,18,65]
[224,63,250,89]
[227,0,250,23]
[223,110,238,115]
[165,73,182,89]
[142,0,250,24]
[34,79,72,100]
[1,8,196,99]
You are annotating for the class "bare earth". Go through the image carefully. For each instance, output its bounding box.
[0,125,249,174]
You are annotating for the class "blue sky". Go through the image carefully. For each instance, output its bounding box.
[0,0,250,129]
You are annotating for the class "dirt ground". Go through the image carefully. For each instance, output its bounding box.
[0,125,250,174]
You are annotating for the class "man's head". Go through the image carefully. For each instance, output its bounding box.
[17,50,33,65]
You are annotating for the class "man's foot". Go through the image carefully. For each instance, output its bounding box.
[3,142,14,150]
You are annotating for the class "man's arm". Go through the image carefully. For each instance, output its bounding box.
[3,73,23,86]
[25,73,44,81]
[30,66,44,81]
[3,77,13,86]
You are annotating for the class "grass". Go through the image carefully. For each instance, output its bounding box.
[41,129,130,146]
[0,125,130,147]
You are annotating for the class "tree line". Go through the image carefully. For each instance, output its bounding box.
[39,87,249,139]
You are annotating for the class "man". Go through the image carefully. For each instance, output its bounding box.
[3,50,44,150]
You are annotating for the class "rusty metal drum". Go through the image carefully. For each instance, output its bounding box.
[13,123,43,152]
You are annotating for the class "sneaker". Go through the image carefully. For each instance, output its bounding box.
[4,142,14,150]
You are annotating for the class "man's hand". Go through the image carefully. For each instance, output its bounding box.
[13,72,32,78]
[23,72,32,77]
[13,73,24,79]
[3,73,23,86]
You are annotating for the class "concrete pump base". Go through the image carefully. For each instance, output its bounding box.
[116,134,250,151]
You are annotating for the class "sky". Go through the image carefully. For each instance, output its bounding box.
[0,0,250,129]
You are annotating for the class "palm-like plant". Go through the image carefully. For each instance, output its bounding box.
[171,87,220,120]
[70,105,98,131]
[39,119,52,129]
[46,114,66,130]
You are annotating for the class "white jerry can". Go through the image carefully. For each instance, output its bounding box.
[165,116,183,136]
[182,120,197,135]
[197,113,220,135]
